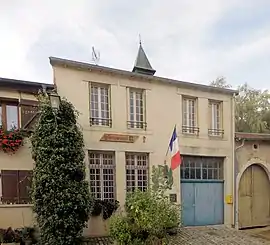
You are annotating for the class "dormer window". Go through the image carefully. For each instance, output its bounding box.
[0,100,19,131]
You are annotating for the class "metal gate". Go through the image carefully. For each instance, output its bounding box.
[180,156,224,226]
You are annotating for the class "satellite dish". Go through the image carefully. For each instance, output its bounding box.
[92,46,100,65]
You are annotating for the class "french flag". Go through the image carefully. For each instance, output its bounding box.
[169,126,181,170]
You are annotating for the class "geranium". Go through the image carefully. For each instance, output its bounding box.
[0,128,23,153]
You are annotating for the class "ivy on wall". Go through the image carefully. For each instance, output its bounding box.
[31,93,92,245]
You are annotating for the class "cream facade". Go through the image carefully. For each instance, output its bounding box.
[0,78,53,228]
[0,47,237,236]
[50,44,237,234]
[235,133,270,230]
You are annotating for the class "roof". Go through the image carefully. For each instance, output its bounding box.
[49,57,238,96]
[0,77,54,93]
[132,43,156,75]
[235,132,270,141]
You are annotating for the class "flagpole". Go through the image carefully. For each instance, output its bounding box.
[164,124,177,160]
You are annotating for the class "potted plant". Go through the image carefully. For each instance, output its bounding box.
[15,227,39,245]
[1,227,20,245]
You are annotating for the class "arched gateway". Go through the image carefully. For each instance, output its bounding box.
[238,163,270,229]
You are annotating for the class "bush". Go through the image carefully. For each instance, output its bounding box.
[15,226,39,244]
[109,214,133,244]
[0,227,20,243]
[126,190,179,235]
[31,94,92,245]
[109,165,180,244]
[109,190,179,244]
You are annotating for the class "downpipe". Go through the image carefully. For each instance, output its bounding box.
[234,138,245,228]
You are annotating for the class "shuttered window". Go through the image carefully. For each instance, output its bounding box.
[1,170,32,204]
[20,100,39,130]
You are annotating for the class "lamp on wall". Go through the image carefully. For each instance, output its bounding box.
[49,93,61,110]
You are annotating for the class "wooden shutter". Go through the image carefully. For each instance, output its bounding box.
[1,170,18,204]
[18,170,32,204]
[20,99,39,130]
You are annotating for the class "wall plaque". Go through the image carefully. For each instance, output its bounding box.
[100,133,139,143]
[169,194,177,203]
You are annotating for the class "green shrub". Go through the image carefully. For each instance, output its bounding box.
[126,190,179,236]
[109,214,133,244]
[109,165,180,244]
[31,94,92,245]
[109,190,179,244]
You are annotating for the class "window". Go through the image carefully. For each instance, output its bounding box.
[182,97,198,134]
[88,151,115,201]
[125,152,149,192]
[0,101,19,131]
[90,83,111,127]
[1,170,32,204]
[128,88,146,129]
[209,101,223,136]
[20,99,39,130]
[180,156,223,180]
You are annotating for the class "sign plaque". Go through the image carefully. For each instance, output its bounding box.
[100,133,139,143]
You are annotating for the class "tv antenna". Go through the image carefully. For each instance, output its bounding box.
[92,46,100,65]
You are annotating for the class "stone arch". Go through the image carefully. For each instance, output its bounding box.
[235,158,270,229]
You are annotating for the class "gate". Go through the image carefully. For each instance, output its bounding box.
[180,156,224,226]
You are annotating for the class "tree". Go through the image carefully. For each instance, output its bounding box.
[210,77,270,133]
[31,94,91,245]
[210,76,232,89]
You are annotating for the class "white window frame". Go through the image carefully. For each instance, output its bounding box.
[88,151,116,202]
[125,152,149,192]
[182,97,197,134]
[209,100,223,136]
[89,83,111,127]
[127,88,146,129]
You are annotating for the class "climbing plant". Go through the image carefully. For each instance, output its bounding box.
[31,93,92,245]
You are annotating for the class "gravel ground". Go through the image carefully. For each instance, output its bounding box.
[83,225,270,244]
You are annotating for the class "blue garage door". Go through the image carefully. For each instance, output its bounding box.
[180,156,224,226]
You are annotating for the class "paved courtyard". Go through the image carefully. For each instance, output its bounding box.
[84,225,270,244]
[175,226,270,244]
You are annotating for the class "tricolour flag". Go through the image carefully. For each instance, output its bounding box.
[169,126,181,170]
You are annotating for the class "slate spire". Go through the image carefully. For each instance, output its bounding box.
[132,41,156,75]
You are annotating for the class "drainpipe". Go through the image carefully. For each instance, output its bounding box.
[234,137,245,228]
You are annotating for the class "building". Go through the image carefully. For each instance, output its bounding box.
[50,43,237,235]
[0,77,53,228]
[235,132,270,229]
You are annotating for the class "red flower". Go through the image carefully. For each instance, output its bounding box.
[2,139,8,144]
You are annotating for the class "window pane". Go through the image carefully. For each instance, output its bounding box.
[129,89,145,129]
[182,98,196,133]
[88,151,115,202]
[125,153,149,192]
[6,105,18,130]
[90,85,110,126]
[182,156,224,180]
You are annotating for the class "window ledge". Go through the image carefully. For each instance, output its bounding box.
[208,135,224,140]
[126,128,153,135]
[181,132,200,138]
[83,126,153,135]
[0,203,33,208]
[87,125,112,130]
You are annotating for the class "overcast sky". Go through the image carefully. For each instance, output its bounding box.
[1,1,270,89]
